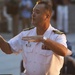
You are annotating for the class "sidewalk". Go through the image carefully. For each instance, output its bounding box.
[0,33,22,75]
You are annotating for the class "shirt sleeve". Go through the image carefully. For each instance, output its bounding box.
[55,34,67,48]
[8,32,23,53]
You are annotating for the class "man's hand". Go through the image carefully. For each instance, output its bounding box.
[22,35,44,42]
[0,35,12,54]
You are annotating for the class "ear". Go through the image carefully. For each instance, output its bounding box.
[44,14,49,20]
[45,15,49,20]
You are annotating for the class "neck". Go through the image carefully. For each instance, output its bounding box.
[36,23,50,35]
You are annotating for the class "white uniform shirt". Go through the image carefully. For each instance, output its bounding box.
[8,25,67,75]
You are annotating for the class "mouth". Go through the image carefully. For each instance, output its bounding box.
[31,18,36,25]
[32,18,36,22]
[32,17,35,20]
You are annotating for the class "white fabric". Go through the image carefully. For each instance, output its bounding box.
[3,6,12,31]
[8,25,67,75]
[20,0,33,18]
[57,5,68,33]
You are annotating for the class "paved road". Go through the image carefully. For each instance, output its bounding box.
[0,33,22,75]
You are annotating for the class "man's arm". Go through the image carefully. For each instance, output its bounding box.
[0,35,13,54]
[42,38,72,56]
[22,35,72,56]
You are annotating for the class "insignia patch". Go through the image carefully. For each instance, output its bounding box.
[42,44,50,50]
[53,30,64,34]
[23,26,35,31]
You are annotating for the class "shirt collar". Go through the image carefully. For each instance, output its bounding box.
[43,24,54,38]
[31,24,54,38]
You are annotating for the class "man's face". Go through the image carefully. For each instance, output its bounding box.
[31,4,48,27]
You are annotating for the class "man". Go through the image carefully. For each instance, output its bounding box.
[56,0,70,34]
[0,1,72,75]
[20,0,33,29]
[5,0,20,36]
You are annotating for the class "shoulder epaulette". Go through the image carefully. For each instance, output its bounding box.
[53,30,64,34]
[23,26,35,31]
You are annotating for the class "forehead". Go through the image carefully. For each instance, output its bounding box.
[33,4,45,11]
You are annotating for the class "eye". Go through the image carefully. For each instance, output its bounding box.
[33,9,40,14]
[35,9,41,14]
[36,11,40,14]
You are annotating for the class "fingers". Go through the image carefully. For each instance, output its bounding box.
[22,35,43,42]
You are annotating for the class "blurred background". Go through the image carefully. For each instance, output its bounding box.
[0,0,75,75]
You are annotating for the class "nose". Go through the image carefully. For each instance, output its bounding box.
[32,12,35,18]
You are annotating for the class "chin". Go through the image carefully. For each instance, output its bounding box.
[32,22,36,26]
[33,24,36,27]
[32,21,38,27]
